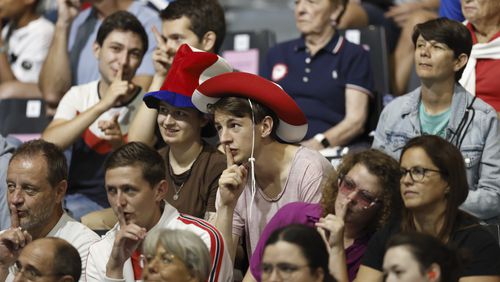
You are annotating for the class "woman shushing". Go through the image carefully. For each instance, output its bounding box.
[383,232,463,282]
[260,224,335,282]
[356,135,500,282]
[247,149,400,282]
[142,228,211,282]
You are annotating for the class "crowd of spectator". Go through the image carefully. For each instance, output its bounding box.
[1,0,500,282]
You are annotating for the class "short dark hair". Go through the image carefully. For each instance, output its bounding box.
[386,232,463,282]
[210,97,281,141]
[265,225,335,282]
[412,18,472,81]
[50,238,82,281]
[96,11,148,55]
[160,0,226,53]
[10,139,67,187]
[400,135,469,241]
[105,142,166,187]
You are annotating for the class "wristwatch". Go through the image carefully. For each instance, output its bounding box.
[314,133,331,148]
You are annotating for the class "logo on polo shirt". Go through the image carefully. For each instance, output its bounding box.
[21,60,33,70]
[332,70,338,79]
[272,63,287,82]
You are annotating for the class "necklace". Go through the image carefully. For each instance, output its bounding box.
[173,183,184,201]
[167,146,203,201]
[168,165,191,201]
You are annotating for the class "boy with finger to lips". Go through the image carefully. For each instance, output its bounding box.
[42,11,147,220]
[191,71,334,267]
[85,142,233,282]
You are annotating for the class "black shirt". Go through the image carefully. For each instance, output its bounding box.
[361,214,500,277]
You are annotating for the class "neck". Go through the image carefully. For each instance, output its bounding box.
[12,10,39,29]
[472,18,500,43]
[420,80,454,114]
[29,208,63,239]
[304,28,335,56]
[253,142,297,194]
[98,79,111,99]
[169,141,204,171]
[344,223,368,244]
[145,206,163,231]
[94,0,133,18]
[411,204,446,237]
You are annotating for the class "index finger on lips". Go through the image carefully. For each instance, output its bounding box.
[10,204,19,228]
[225,145,234,167]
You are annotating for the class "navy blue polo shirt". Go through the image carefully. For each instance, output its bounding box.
[261,32,374,139]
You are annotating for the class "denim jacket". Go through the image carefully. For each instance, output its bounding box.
[373,84,500,222]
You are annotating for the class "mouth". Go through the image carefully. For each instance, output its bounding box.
[403,190,418,197]
[123,212,134,221]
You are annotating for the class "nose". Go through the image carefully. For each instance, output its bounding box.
[117,50,130,68]
[165,40,178,58]
[146,257,159,274]
[115,191,127,208]
[295,0,305,14]
[401,170,413,184]
[346,189,360,203]
[9,187,24,205]
[267,269,282,282]
[419,44,430,57]
[218,127,232,144]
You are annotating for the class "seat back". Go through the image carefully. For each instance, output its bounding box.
[0,99,51,139]
[338,25,391,134]
[220,30,277,74]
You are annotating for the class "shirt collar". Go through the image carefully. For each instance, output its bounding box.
[294,31,344,55]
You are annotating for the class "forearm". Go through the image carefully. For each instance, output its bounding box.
[42,102,108,149]
[0,82,42,99]
[106,260,125,280]
[0,52,16,83]
[461,188,500,220]
[215,205,237,262]
[329,247,349,282]
[421,0,439,10]
[128,103,158,146]
[0,267,8,282]
[324,117,366,147]
[128,73,165,145]
[39,21,72,109]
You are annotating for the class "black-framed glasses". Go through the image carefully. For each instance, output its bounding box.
[400,166,441,182]
[339,175,380,210]
[260,262,309,279]
[13,261,63,281]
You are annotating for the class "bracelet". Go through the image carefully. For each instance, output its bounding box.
[313,133,330,148]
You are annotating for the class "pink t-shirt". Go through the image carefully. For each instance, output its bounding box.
[219,146,333,260]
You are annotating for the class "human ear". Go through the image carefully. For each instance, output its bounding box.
[57,275,75,282]
[427,263,441,282]
[330,4,345,26]
[313,267,325,282]
[154,180,168,202]
[55,180,68,204]
[453,53,468,72]
[92,42,101,59]
[260,116,274,138]
[201,31,216,53]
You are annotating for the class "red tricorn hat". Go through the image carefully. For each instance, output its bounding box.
[192,72,308,143]
[143,44,233,109]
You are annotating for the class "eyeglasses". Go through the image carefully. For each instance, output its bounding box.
[140,252,176,268]
[13,261,62,281]
[260,262,309,279]
[400,166,441,182]
[339,175,380,210]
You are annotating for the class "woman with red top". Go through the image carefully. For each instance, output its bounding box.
[460,0,500,118]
